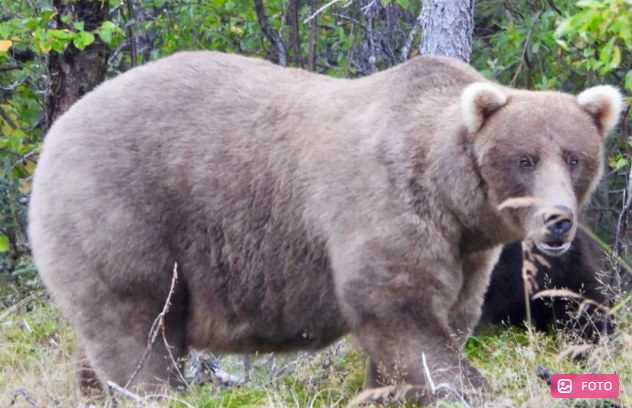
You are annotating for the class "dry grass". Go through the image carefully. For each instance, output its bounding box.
[0,281,630,408]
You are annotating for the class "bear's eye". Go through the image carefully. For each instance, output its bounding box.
[519,157,535,169]
[569,157,579,167]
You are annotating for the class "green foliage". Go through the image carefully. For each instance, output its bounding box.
[555,0,632,207]
[556,0,632,77]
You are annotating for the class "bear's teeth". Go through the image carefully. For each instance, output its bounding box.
[535,240,571,256]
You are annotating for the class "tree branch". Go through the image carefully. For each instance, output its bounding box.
[400,7,423,62]
[510,8,544,87]
[303,0,351,24]
[0,64,22,73]
[253,0,288,67]
[0,105,17,129]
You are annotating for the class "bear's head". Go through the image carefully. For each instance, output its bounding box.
[461,82,623,257]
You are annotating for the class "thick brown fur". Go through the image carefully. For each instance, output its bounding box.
[28,51,622,404]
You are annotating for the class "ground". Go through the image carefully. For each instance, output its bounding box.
[0,279,630,408]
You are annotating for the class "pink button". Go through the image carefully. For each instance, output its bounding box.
[551,374,619,398]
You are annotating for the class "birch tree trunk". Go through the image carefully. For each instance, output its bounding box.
[419,0,474,63]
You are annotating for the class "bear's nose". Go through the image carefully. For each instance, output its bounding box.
[543,205,573,236]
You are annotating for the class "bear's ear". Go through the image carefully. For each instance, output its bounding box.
[577,85,624,136]
[461,82,508,133]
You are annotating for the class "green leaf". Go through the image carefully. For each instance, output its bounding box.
[395,0,409,8]
[99,28,112,44]
[73,21,84,31]
[50,29,72,39]
[611,45,621,68]
[0,235,9,253]
[80,31,95,47]
[380,0,391,5]
[102,21,117,30]
[73,37,86,50]
[616,158,629,169]
[625,70,632,92]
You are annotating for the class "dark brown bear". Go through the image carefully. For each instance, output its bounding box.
[477,226,614,341]
[27,51,623,405]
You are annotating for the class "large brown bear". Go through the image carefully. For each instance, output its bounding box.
[28,51,623,404]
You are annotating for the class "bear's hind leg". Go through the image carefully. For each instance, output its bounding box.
[72,341,104,398]
[75,286,189,397]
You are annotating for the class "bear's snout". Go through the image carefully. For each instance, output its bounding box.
[533,205,576,256]
[543,205,573,236]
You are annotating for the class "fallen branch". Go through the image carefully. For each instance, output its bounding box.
[421,353,471,408]
[107,381,197,408]
[345,384,421,407]
[9,388,43,408]
[186,353,246,386]
[107,381,147,404]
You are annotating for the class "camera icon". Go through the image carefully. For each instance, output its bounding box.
[557,379,572,393]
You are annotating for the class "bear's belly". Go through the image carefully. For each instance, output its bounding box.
[186,283,349,354]
[183,243,349,354]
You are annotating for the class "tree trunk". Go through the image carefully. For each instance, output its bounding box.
[45,0,111,133]
[419,0,474,63]
[288,0,303,68]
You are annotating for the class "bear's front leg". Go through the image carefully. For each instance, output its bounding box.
[449,247,503,348]
[331,234,493,405]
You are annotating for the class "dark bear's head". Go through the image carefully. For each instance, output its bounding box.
[461,82,623,257]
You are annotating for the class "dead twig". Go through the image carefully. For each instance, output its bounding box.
[124,263,186,389]
[9,388,43,408]
[531,288,610,313]
[399,7,423,62]
[556,344,593,361]
[107,381,147,404]
[107,381,197,408]
[346,384,421,407]
[303,0,352,24]
[186,353,246,386]
[510,8,544,87]
[497,196,549,211]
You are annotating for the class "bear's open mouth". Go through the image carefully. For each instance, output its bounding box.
[535,240,571,256]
